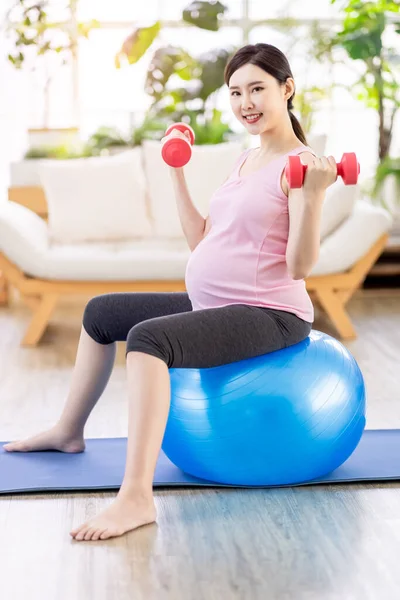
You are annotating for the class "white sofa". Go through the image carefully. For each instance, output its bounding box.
[0,138,393,344]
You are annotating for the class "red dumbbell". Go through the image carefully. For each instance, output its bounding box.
[285,152,360,189]
[161,122,195,168]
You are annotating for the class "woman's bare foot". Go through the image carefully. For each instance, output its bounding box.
[2,425,85,453]
[70,492,157,541]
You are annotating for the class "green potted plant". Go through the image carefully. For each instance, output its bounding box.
[6,0,97,149]
[23,144,94,160]
[115,1,237,145]
[327,0,400,212]
[372,157,400,215]
[85,127,131,155]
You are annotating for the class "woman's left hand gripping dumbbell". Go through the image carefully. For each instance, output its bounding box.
[161,123,195,168]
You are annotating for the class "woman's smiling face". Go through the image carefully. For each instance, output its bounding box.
[228,63,292,134]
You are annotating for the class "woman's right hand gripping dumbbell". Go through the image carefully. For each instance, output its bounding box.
[161,123,195,168]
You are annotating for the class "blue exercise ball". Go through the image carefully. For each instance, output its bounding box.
[162,330,366,486]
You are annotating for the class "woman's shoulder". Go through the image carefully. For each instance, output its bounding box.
[289,144,317,158]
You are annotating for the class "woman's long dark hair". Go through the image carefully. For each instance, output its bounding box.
[224,43,307,145]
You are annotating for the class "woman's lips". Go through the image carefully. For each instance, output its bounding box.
[243,113,262,124]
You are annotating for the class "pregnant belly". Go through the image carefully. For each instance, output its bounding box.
[185,235,256,307]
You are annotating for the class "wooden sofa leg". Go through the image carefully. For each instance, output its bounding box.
[315,287,357,340]
[21,294,59,347]
[335,288,357,306]
[0,271,9,306]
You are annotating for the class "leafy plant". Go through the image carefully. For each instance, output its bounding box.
[86,127,130,151]
[130,118,170,146]
[371,156,400,211]
[182,1,227,31]
[375,157,400,190]
[329,0,400,162]
[184,109,232,145]
[144,46,197,106]
[6,0,98,128]
[24,144,94,160]
[114,21,162,69]
[115,1,234,144]
[145,46,233,114]
[115,1,227,69]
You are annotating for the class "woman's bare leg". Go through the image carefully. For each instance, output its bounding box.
[70,351,170,542]
[3,326,116,452]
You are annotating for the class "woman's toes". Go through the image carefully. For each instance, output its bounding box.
[70,524,85,538]
[91,528,107,541]
[74,526,90,541]
[70,521,94,541]
[84,528,97,541]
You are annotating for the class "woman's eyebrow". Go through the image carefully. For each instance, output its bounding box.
[229,80,265,90]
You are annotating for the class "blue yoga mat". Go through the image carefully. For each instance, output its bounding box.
[0,429,398,494]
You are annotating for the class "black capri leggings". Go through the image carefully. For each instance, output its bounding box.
[82,292,312,369]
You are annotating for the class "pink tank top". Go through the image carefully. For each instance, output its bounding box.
[185,145,316,322]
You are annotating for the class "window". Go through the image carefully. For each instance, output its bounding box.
[77,0,160,22]
[249,0,340,20]
[3,0,348,133]
[77,0,245,21]
[1,0,397,176]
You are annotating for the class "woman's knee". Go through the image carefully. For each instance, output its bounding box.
[126,321,170,365]
[82,295,116,344]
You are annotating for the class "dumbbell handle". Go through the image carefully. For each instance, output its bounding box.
[295,159,360,179]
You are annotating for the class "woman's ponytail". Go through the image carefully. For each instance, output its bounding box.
[287,96,307,145]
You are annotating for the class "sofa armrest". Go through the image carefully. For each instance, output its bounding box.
[0,202,49,267]
[311,201,393,276]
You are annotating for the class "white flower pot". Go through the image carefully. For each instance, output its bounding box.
[27,127,81,150]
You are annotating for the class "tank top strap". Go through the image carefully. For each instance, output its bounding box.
[232,147,252,175]
[289,145,318,158]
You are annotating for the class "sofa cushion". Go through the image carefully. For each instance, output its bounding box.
[0,201,189,281]
[38,149,153,244]
[37,238,190,281]
[0,196,391,283]
[142,140,243,238]
[320,180,360,241]
[311,200,393,276]
[0,201,49,259]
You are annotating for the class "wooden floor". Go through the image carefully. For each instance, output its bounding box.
[0,291,400,600]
